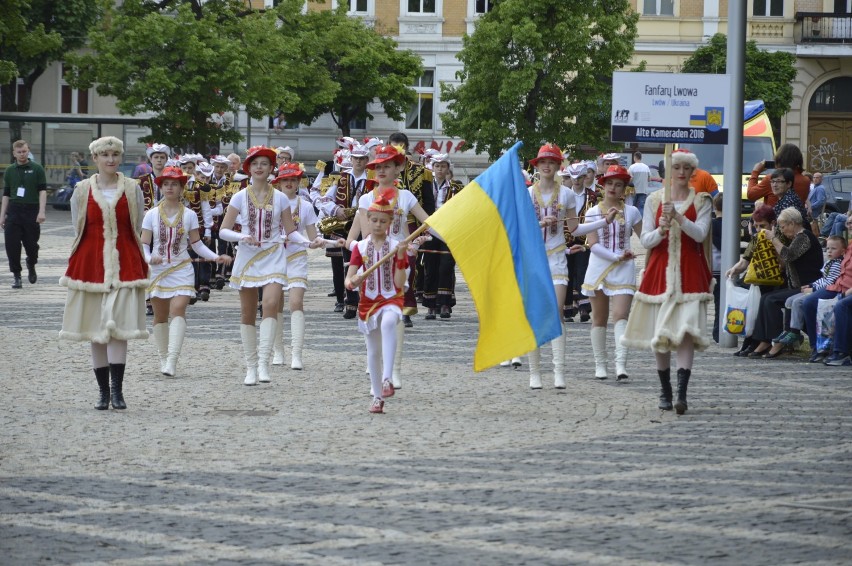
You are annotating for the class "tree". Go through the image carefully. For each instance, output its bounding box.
[67,0,338,153]
[0,0,101,141]
[440,0,638,161]
[681,33,796,142]
[283,6,423,138]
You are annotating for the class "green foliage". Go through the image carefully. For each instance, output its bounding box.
[681,33,797,126]
[283,6,423,137]
[0,0,100,106]
[67,0,338,152]
[440,0,638,161]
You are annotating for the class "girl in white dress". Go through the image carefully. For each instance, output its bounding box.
[346,144,431,392]
[580,165,643,381]
[218,146,318,386]
[525,143,578,390]
[141,167,231,378]
[271,162,343,370]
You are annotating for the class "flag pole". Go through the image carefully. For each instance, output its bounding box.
[353,222,431,281]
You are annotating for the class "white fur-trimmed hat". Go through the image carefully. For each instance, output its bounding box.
[276,146,294,159]
[430,153,452,170]
[210,155,230,166]
[178,153,203,164]
[89,136,124,156]
[349,144,370,158]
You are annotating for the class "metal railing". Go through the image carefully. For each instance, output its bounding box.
[795,12,852,44]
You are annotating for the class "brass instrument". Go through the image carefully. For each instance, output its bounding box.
[317,207,356,235]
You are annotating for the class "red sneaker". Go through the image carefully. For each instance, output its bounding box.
[369,398,384,414]
[381,379,395,398]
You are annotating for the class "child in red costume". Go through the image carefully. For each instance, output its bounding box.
[345,189,411,415]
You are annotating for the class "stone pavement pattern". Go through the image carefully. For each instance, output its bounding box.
[1,211,851,564]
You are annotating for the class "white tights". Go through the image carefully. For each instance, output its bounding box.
[365,312,400,399]
[91,339,128,368]
[654,335,695,371]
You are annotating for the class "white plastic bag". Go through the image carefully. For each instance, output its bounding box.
[723,279,761,337]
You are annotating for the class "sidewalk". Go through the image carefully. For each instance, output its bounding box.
[1,211,850,565]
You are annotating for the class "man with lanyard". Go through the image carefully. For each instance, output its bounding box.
[316,142,372,319]
[1,140,46,289]
[138,143,171,211]
[388,132,435,328]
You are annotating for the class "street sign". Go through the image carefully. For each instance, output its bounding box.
[611,71,731,145]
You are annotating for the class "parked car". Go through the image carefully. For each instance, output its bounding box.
[820,171,852,214]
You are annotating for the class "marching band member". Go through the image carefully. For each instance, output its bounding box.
[179,154,215,302]
[421,154,462,319]
[388,132,435,328]
[59,136,148,411]
[580,165,642,381]
[141,167,230,377]
[218,146,319,386]
[525,143,578,390]
[622,149,714,415]
[563,162,596,323]
[345,190,411,414]
[138,143,170,211]
[347,144,431,391]
[271,162,343,369]
[317,143,373,319]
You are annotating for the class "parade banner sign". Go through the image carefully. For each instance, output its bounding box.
[611,72,731,145]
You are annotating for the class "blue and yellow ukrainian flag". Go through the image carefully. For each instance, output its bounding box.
[425,142,561,371]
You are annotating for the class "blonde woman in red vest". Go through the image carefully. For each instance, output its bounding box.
[59,137,149,410]
[622,149,714,415]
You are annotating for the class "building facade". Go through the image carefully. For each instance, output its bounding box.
[2,0,851,187]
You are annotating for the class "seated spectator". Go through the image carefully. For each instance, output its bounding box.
[801,215,852,365]
[821,213,848,239]
[747,208,825,358]
[766,235,845,358]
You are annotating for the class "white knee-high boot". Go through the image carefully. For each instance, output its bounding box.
[614,319,629,380]
[162,316,186,377]
[272,312,286,365]
[241,324,258,385]
[552,329,566,389]
[591,326,608,379]
[257,317,276,383]
[290,310,305,370]
[391,320,404,389]
[528,348,542,389]
[152,322,169,374]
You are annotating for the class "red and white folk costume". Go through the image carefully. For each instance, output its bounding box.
[622,188,714,353]
[349,192,410,413]
[60,174,148,343]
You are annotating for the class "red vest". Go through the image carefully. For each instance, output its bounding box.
[638,200,712,297]
[64,191,148,288]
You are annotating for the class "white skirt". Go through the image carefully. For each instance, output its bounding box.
[229,242,288,289]
[547,248,568,286]
[60,287,148,344]
[622,297,710,353]
[147,259,196,299]
[581,256,637,297]
[357,304,402,335]
[285,250,308,290]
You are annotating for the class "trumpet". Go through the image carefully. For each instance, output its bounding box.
[317,207,357,235]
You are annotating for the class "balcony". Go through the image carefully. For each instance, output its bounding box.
[795,12,852,44]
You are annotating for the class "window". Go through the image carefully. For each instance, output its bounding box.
[753,0,783,17]
[59,63,89,114]
[349,115,367,130]
[643,0,673,16]
[406,70,434,131]
[408,0,436,13]
[474,0,493,14]
[347,0,368,10]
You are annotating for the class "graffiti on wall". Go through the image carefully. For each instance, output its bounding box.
[808,137,852,172]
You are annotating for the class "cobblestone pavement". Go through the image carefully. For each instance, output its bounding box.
[1,211,851,565]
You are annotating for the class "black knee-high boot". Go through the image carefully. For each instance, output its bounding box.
[109,363,127,410]
[675,368,691,415]
[94,367,110,410]
[658,368,673,411]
